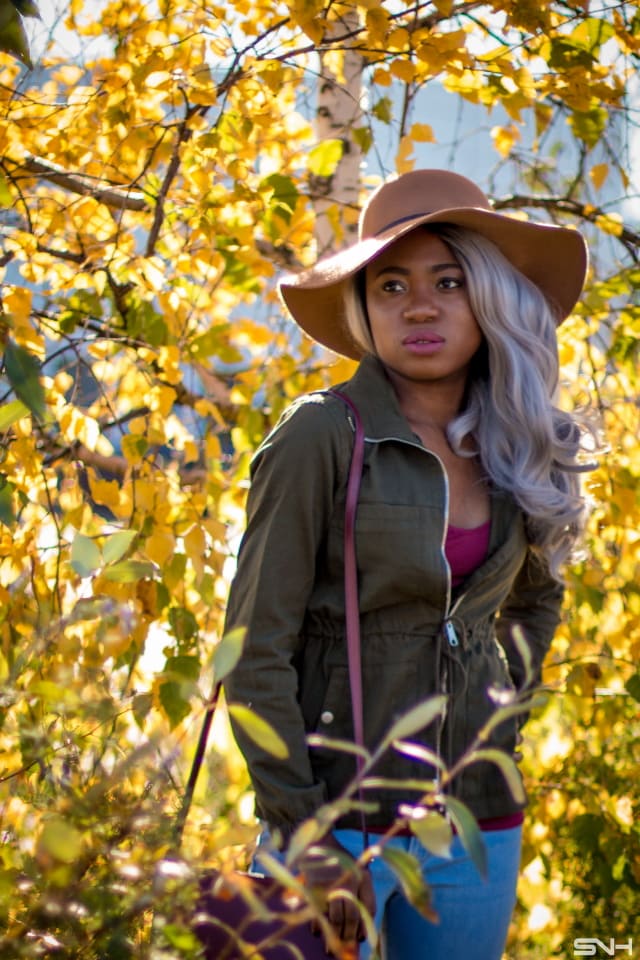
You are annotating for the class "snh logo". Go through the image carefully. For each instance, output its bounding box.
[573,939,634,957]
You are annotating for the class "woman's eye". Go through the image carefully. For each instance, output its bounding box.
[381,279,406,293]
[438,275,464,290]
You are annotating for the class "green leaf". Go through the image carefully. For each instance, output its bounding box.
[132,692,153,727]
[444,796,487,879]
[286,817,327,866]
[0,3,33,68]
[159,682,191,728]
[352,126,373,154]
[510,624,533,688]
[70,534,102,578]
[548,38,594,70]
[3,339,46,423]
[212,627,245,683]
[164,655,200,681]
[361,776,440,793]
[102,530,138,565]
[625,673,640,703]
[168,605,198,646]
[308,139,344,177]
[458,748,525,805]
[159,656,200,728]
[228,704,289,759]
[0,399,30,430]
[38,817,84,864]
[0,172,12,207]
[409,811,453,859]
[379,695,447,751]
[381,846,437,921]
[261,173,299,224]
[393,739,447,772]
[12,0,42,20]
[307,733,371,761]
[372,97,393,124]
[103,560,156,582]
[477,694,547,741]
[161,925,201,951]
[0,477,15,526]
[568,107,608,149]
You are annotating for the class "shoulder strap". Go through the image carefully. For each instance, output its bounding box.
[327,389,368,844]
[327,390,365,756]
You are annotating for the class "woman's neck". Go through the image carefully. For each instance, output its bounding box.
[385,367,467,435]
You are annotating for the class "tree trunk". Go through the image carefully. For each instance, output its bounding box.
[312,9,365,258]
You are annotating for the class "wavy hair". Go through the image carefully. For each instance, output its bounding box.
[343,224,597,579]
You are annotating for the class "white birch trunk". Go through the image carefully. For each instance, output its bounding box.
[312,10,365,258]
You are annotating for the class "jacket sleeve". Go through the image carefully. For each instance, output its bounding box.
[223,395,349,839]
[495,549,564,691]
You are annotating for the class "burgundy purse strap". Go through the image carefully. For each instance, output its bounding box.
[328,389,368,845]
[328,390,366,758]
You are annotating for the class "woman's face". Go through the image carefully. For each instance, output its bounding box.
[364,230,484,388]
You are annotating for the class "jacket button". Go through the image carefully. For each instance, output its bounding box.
[320,711,334,724]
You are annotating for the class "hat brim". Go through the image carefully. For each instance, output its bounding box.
[279,207,588,360]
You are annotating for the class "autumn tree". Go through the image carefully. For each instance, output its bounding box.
[0,0,638,956]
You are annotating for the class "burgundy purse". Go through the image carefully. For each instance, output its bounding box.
[189,391,366,959]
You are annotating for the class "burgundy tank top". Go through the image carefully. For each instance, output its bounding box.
[445,519,491,587]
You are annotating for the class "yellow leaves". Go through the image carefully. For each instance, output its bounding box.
[365,7,390,46]
[290,6,325,43]
[88,473,124,513]
[149,384,176,418]
[589,163,609,192]
[395,135,415,175]
[409,122,434,143]
[184,524,206,582]
[595,212,623,237]
[122,434,148,466]
[390,59,415,83]
[156,345,182,386]
[58,407,101,451]
[443,68,482,102]
[144,528,176,568]
[372,67,392,87]
[144,70,172,89]
[491,123,521,158]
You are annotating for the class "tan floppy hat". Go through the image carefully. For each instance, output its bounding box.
[278,169,588,359]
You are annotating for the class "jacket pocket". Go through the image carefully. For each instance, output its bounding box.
[332,503,446,613]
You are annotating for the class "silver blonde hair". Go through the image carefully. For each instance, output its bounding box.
[343,225,596,579]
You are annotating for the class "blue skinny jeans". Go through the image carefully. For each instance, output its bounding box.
[333,825,522,960]
[253,823,522,960]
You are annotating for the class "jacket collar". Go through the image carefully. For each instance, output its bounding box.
[339,354,421,445]
[338,354,521,545]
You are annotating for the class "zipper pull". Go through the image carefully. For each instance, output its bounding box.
[444,619,459,647]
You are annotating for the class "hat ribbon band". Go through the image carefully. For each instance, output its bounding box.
[373,211,431,236]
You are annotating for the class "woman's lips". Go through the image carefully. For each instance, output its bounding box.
[402,332,445,354]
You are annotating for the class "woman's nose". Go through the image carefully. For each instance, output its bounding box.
[402,292,438,320]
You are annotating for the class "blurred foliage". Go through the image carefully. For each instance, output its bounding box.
[0,0,638,956]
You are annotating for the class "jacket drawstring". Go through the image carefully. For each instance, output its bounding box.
[438,616,470,800]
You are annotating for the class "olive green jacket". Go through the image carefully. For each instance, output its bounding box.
[224,355,563,837]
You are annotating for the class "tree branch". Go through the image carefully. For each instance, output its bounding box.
[145,98,206,257]
[5,154,149,211]
[494,193,640,252]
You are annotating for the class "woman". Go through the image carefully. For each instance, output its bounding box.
[224,169,593,959]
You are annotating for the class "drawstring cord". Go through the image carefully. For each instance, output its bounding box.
[436,616,470,800]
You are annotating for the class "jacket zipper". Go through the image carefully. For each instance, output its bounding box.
[362,432,468,631]
[363,432,468,794]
